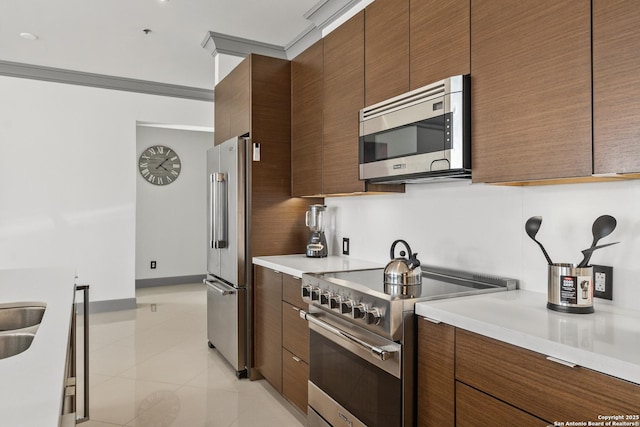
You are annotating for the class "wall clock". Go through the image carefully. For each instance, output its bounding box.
[138,145,181,185]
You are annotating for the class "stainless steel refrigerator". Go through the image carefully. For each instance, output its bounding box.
[205,136,248,378]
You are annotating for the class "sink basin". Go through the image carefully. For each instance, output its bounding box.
[0,332,36,359]
[0,303,46,331]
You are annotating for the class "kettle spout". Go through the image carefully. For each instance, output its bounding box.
[409,252,421,269]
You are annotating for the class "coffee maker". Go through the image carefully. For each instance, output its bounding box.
[305,204,328,258]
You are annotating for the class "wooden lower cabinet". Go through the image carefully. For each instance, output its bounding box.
[282,348,309,414]
[456,382,547,426]
[254,266,283,392]
[417,316,640,425]
[253,264,309,415]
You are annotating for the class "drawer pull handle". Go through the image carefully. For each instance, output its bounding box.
[293,276,301,280]
[546,356,577,368]
[422,317,441,324]
[292,306,300,312]
[292,356,301,362]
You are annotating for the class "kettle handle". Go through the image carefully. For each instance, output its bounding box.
[390,239,413,260]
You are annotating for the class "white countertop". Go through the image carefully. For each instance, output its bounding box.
[252,254,383,277]
[415,290,640,385]
[0,267,76,426]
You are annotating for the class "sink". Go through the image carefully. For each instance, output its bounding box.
[0,331,36,359]
[0,303,46,331]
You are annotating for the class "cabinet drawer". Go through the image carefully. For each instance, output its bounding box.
[282,348,309,414]
[456,329,640,422]
[456,382,548,426]
[282,274,304,307]
[282,301,309,362]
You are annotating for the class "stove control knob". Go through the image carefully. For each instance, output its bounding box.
[364,307,382,325]
[340,299,353,314]
[301,285,313,301]
[352,304,366,319]
[320,291,331,306]
[329,295,342,310]
[311,288,321,302]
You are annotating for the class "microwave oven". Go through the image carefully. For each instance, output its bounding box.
[359,74,470,183]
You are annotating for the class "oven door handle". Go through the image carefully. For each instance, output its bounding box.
[301,310,397,361]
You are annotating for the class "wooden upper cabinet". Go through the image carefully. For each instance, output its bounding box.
[323,11,366,194]
[364,0,409,106]
[214,58,250,145]
[291,39,324,197]
[410,0,470,90]
[593,0,640,174]
[470,0,592,183]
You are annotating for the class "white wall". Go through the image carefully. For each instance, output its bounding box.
[135,126,213,280]
[326,179,640,310]
[0,76,213,304]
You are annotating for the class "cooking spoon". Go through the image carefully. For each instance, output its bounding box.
[578,242,620,267]
[577,215,617,268]
[525,216,553,265]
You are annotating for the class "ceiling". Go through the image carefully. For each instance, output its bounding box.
[0,0,320,90]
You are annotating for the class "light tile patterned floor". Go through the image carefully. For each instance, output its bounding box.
[81,283,305,427]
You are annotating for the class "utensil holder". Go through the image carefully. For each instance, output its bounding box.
[547,264,594,314]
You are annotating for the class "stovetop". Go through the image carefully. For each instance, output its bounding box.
[302,265,518,341]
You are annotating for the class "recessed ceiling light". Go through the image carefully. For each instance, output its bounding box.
[20,32,38,40]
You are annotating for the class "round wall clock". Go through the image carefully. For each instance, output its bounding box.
[138,145,181,185]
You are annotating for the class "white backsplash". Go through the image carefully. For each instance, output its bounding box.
[325,179,640,310]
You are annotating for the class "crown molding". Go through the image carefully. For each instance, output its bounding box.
[284,24,322,60]
[0,60,213,101]
[201,31,287,59]
[304,0,363,31]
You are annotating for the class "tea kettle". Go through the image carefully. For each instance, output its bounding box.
[384,239,422,297]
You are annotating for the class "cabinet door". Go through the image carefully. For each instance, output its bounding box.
[456,382,548,427]
[291,40,324,196]
[410,0,470,90]
[593,0,640,174]
[470,0,591,183]
[282,348,309,414]
[323,11,366,194]
[364,0,409,106]
[456,329,640,421]
[214,57,250,145]
[416,317,455,427]
[253,266,282,392]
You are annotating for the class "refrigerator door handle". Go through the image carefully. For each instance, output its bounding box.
[204,279,235,296]
[211,172,228,249]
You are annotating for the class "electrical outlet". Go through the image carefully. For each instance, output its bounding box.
[592,265,613,300]
[150,261,157,269]
[342,238,350,255]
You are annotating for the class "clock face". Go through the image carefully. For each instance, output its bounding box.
[138,145,181,186]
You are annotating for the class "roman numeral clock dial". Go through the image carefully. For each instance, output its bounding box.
[138,145,181,186]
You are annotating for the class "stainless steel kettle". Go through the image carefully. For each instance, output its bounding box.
[384,239,422,297]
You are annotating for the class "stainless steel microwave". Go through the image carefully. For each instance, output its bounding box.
[359,74,470,183]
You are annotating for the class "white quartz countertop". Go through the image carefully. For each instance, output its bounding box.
[415,290,640,385]
[252,254,383,277]
[0,267,76,426]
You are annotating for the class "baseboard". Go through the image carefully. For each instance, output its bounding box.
[76,297,137,314]
[135,274,206,288]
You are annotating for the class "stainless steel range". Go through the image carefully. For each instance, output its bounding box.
[301,265,518,427]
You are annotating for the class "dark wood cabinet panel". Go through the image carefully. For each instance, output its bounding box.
[282,348,309,414]
[410,0,470,90]
[323,11,366,194]
[254,266,282,392]
[593,0,640,174]
[470,0,592,183]
[214,58,250,145]
[282,274,304,308]
[364,0,409,106]
[456,382,548,427]
[291,40,324,197]
[456,329,640,421]
[417,318,455,427]
[282,301,309,363]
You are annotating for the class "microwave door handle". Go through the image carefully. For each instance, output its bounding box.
[301,310,397,361]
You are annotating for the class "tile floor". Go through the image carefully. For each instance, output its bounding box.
[81,283,305,427]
